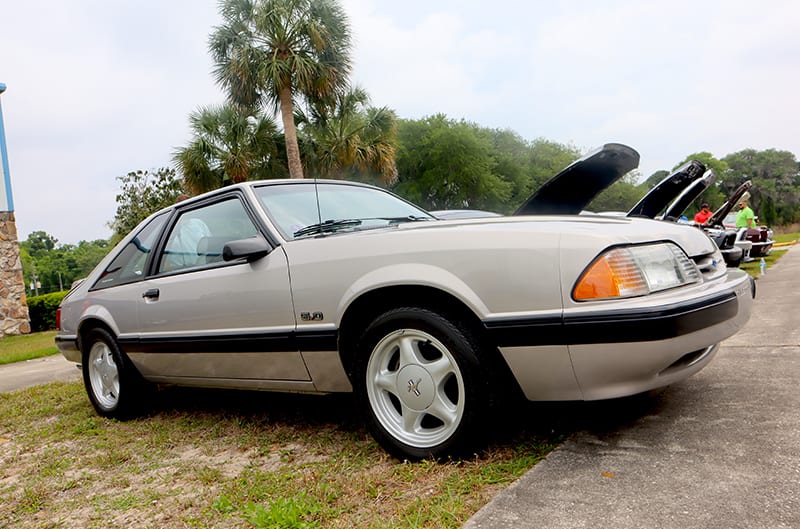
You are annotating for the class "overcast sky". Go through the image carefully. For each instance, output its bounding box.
[2,0,799,244]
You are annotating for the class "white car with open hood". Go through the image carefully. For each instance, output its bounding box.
[56,143,754,459]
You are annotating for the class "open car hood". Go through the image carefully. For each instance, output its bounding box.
[662,169,717,220]
[514,143,640,215]
[706,180,753,226]
[627,160,707,218]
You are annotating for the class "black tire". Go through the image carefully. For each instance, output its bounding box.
[354,307,490,460]
[81,327,147,419]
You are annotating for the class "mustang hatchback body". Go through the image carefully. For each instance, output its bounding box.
[57,144,754,459]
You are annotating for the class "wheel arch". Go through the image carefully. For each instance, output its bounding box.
[337,285,523,399]
[76,317,118,355]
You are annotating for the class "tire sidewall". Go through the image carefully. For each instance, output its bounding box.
[354,307,488,460]
[81,327,138,419]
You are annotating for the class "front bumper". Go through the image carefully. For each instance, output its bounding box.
[490,270,754,401]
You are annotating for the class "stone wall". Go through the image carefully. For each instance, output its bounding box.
[0,211,30,335]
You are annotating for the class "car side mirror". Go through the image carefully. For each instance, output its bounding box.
[222,237,271,262]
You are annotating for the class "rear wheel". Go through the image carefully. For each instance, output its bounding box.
[355,307,490,460]
[82,327,146,419]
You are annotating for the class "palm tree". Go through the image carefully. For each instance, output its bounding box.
[298,86,398,184]
[173,104,286,195]
[209,0,352,180]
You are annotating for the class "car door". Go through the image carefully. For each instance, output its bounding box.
[126,193,308,383]
[88,211,172,340]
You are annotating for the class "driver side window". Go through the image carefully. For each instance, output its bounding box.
[158,197,260,274]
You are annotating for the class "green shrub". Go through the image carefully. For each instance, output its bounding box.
[27,291,68,332]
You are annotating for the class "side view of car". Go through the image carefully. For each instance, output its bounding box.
[56,143,754,459]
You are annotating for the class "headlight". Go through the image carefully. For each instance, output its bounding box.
[573,243,701,301]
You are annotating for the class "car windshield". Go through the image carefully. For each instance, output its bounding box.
[253,182,434,240]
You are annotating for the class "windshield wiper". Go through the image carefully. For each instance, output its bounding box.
[365,215,433,224]
[293,219,362,238]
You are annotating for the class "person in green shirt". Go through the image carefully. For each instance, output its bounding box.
[735,201,755,228]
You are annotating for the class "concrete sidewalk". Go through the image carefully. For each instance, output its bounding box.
[465,248,800,529]
[0,353,80,393]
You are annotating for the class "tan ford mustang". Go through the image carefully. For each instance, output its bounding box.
[56,144,754,459]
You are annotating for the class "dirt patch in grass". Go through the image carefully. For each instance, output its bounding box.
[0,382,562,528]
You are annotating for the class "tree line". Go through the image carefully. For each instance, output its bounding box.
[20,0,800,294]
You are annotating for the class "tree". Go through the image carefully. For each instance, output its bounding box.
[673,152,729,177]
[394,116,512,211]
[527,139,581,193]
[589,172,642,213]
[23,231,58,259]
[110,168,186,240]
[722,149,800,224]
[642,170,670,189]
[209,0,352,180]
[174,104,286,194]
[297,86,397,184]
[477,129,531,213]
[20,234,110,295]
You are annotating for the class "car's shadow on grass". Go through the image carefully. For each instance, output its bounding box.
[147,385,365,433]
[142,384,673,458]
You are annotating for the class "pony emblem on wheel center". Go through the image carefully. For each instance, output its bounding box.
[407,378,422,397]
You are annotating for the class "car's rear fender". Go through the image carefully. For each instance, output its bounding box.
[57,312,122,364]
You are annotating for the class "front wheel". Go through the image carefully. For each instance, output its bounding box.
[81,327,147,419]
[355,307,490,460]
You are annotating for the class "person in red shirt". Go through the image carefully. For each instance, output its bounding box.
[694,203,713,224]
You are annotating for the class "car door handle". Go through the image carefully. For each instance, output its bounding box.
[142,288,160,300]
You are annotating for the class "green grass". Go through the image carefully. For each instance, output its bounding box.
[737,228,797,279]
[773,230,799,244]
[0,331,58,365]
[0,383,563,529]
[739,249,787,279]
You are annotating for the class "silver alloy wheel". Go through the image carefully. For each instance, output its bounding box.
[87,341,120,411]
[365,328,465,448]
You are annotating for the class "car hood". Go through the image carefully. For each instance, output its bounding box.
[663,169,717,220]
[397,214,717,258]
[514,143,640,215]
[627,160,707,218]
[707,180,752,226]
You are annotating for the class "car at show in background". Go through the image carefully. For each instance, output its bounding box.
[56,143,754,459]
[703,181,762,263]
[722,212,775,258]
[434,155,747,268]
[626,162,746,268]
